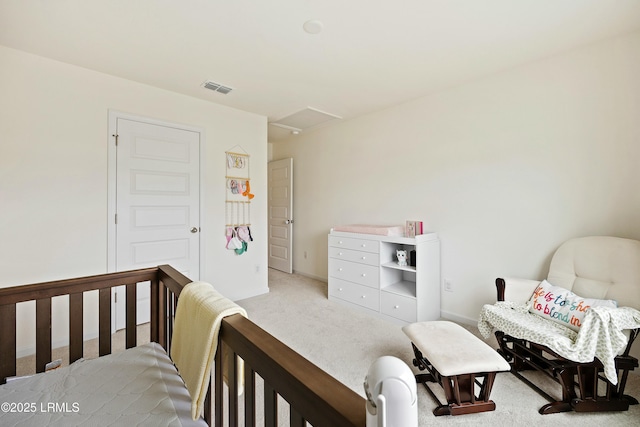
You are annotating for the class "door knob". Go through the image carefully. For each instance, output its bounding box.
[190,227,198,233]
[285,219,294,224]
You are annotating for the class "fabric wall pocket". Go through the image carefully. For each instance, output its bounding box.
[225,146,253,254]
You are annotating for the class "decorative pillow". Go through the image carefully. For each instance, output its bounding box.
[528,280,617,331]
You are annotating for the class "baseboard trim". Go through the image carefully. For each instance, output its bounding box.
[232,286,269,302]
[292,270,327,282]
[17,332,99,359]
[440,310,478,327]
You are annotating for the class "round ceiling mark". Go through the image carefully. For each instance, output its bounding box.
[303,20,324,34]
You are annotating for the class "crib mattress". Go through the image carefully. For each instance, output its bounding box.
[0,342,207,426]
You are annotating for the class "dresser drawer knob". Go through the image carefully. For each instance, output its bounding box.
[361,273,366,277]
[338,288,343,291]
[339,252,343,256]
[338,241,343,244]
[394,305,400,309]
[361,256,366,260]
[361,244,366,248]
[361,295,366,299]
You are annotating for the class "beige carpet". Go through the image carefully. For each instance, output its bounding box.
[235,268,640,427]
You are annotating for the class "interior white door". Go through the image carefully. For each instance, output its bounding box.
[268,158,293,273]
[114,118,200,328]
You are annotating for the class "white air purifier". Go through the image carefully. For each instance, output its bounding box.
[364,356,418,427]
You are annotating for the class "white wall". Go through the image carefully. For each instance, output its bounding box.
[271,31,640,325]
[0,46,268,354]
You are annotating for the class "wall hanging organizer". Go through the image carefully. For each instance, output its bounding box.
[225,147,253,255]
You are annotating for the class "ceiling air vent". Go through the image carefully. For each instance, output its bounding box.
[202,80,233,94]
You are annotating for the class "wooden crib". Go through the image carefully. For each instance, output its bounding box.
[0,265,365,426]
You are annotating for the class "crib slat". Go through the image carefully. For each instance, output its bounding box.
[126,283,137,349]
[98,288,111,356]
[215,338,223,427]
[244,364,256,427]
[36,298,52,373]
[158,282,167,349]
[0,303,17,383]
[151,278,159,344]
[167,289,175,353]
[264,382,277,427]
[229,350,239,427]
[290,407,305,427]
[69,292,84,363]
[204,381,212,426]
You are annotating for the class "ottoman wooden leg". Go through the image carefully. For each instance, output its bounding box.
[440,373,498,416]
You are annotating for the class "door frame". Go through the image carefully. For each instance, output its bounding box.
[107,111,206,325]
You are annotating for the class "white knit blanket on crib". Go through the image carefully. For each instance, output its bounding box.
[478,301,640,384]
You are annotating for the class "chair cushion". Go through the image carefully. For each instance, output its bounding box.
[547,236,640,309]
[403,321,509,376]
[528,280,617,331]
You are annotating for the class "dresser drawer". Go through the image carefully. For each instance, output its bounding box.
[328,258,379,288]
[328,236,378,254]
[328,247,379,266]
[329,279,379,311]
[380,291,417,323]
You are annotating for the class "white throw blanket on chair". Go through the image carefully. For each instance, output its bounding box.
[479,302,640,384]
[171,281,247,420]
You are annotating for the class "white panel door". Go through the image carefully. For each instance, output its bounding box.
[268,158,293,273]
[115,118,200,328]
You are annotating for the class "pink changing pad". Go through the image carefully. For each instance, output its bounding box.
[332,224,405,236]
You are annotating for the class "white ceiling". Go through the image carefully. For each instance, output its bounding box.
[2,1,640,141]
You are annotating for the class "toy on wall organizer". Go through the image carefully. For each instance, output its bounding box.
[227,152,246,169]
[228,178,250,196]
[242,180,254,200]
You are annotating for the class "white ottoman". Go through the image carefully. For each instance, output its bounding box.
[402,320,510,416]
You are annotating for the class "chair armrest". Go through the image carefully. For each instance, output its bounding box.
[496,277,541,304]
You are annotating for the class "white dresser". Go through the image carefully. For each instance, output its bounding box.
[328,229,440,324]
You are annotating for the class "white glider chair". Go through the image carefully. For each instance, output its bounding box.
[479,236,640,414]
